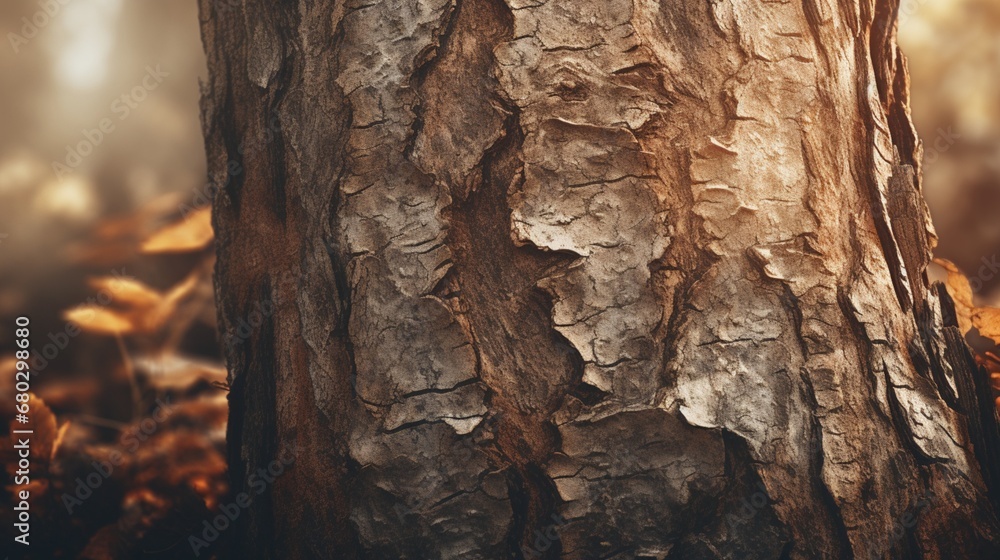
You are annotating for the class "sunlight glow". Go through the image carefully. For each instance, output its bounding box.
[51,0,124,91]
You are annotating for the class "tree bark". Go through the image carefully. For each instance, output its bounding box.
[198,0,1000,558]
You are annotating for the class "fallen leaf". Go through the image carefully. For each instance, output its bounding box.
[63,305,136,335]
[64,270,203,336]
[52,421,70,461]
[140,206,213,254]
[136,271,201,333]
[973,307,1000,345]
[985,351,1000,366]
[88,276,162,310]
[133,353,227,391]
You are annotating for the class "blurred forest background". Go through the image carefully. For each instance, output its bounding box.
[0,0,997,558]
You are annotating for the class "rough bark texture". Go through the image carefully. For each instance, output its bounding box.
[199,0,1000,558]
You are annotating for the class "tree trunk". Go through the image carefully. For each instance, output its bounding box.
[198,0,1000,558]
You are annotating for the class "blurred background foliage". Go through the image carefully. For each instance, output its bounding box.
[899,0,1000,298]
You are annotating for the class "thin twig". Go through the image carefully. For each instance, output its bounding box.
[115,331,142,421]
[72,413,129,431]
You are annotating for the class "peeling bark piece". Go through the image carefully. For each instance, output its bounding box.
[350,423,512,559]
[508,116,669,401]
[548,409,725,559]
[887,161,931,307]
[350,256,478,408]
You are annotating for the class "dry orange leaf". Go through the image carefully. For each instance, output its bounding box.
[138,271,200,332]
[162,271,200,309]
[88,276,163,310]
[140,206,213,254]
[973,307,1000,346]
[134,353,227,391]
[64,271,200,336]
[63,305,136,335]
[51,422,70,461]
[934,258,974,334]
[985,352,1000,371]
[934,260,1000,344]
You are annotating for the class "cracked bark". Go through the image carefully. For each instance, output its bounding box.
[199,0,1000,558]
